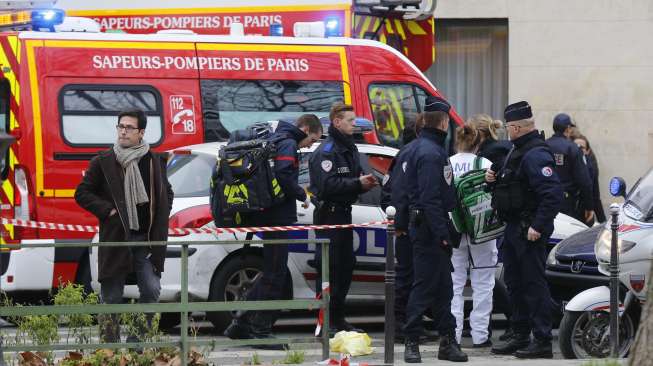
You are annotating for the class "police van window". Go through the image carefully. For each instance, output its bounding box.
[59,86,163,146]
[201,80,344,142]
[167,153,215,198]
[368,83,427,149]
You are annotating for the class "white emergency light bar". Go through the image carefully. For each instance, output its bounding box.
[0,0,57,10]
[353,0,436,20]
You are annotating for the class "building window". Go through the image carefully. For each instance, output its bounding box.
[426,19,508,122]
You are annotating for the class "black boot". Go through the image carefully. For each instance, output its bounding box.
[499,325,514,341]
[404,338,421,363]
[224,311,253,340]
[491,333,530,355]
[250,311,286,351]
[515,338,553,359]
[331,318,364,333]
[438,332,468,362]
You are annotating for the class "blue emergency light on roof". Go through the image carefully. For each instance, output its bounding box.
[269,22,283,36]
[324,17,341,37]
[30,8,64,31]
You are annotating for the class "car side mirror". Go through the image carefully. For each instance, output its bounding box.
[609,176,627,198]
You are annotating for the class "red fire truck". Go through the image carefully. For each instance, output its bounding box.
[0,0,461,297]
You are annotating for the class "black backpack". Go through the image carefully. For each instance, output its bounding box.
[210,124,285,227]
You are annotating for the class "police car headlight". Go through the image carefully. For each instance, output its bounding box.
[595,228,637,262]
[546,242,560,266]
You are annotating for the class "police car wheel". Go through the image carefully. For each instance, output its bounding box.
[158,313,181,330]
[206,254,265,332]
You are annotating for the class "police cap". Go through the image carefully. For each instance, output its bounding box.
[504,101,532,122]
[424,96,451,113]
[553,113,576,129]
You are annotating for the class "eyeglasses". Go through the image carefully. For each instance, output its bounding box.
[116,124,140,133]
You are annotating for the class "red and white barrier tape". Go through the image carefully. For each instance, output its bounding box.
[0,217,391,236]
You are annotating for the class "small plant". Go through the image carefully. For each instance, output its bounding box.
[280,349,305,364]
[245,351,262,365]
[16,314,59,364]
[53,282,99,345]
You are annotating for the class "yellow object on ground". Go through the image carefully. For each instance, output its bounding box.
[329,331,374,356]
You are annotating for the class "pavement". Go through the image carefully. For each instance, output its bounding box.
[0,313,627,366]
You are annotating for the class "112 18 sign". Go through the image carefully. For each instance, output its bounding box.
[170,95,196,134]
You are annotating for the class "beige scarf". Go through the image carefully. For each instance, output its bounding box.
[113,142,150,231]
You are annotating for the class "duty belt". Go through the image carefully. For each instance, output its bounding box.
[317,201,352,213]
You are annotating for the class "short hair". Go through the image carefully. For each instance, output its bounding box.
[329,102,354,122]
[553,122,569,134]
[422,111,449,129]
[118,109,147,130]
[295,114,323,135]
[511,118,535,127]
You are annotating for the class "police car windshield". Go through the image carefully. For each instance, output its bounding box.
[167,153,214,197]
[625,168,653,221]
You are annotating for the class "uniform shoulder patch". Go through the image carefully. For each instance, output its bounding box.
[323,142,334,152]
[402,161,407,173]
[541,166,553,177]
[321,160,333,172]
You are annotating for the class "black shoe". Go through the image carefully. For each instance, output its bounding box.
[499,326,514,342]
[438,333,468,362]
[491,333,530,355]
[404,339,421,363]
[332,319,364,333]
[515,339,553,359]
[472,339,492,348]
[224,319,253,340]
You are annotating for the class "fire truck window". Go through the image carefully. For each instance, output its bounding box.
[368,83,422,149]
[60,87,163,146]
[200,80,344,142]
[0,79,9,180]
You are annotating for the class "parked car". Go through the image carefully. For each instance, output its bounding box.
[90,139,587,331]
[546,225,607,320]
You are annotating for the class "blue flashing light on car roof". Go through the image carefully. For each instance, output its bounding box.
[269,22,284,37]
[31,8,65,31]
[324,17,341,37]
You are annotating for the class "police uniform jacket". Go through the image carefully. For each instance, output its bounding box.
[545,133,593,210]
[309,125,363,206]
[250,121,308,225]
[506,131,563,236]
[477,138,513,170]
[380,140,418,231]
[405,128,456,242]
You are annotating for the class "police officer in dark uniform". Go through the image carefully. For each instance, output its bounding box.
[489,102,562,359]
[224,115,323,347]
[545,113,593,224]
[402,97,468,363]
[309,102,378,333]
[380,117,421,341]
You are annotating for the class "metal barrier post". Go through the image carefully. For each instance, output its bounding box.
[321,241,330,360]
[609,203,620,358]
[384,207,396,364]
[181,244,189,366]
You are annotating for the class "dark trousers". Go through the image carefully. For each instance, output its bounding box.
[314,208,355,323]
[403,222,456,339]
[395,234,413,324]
[100,244,161,343]
[241,230,290,331]
[502,223,552,341]
[245,231,290,302]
